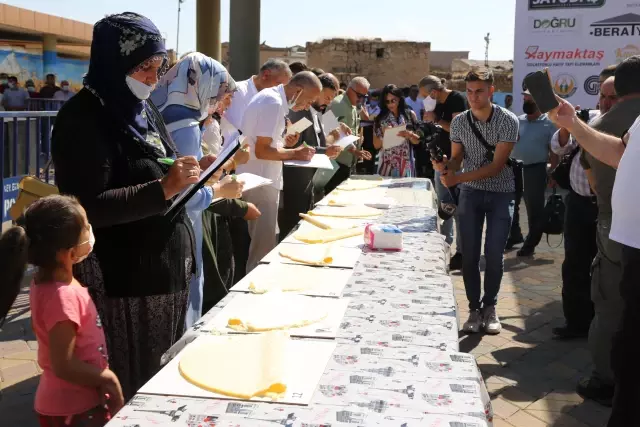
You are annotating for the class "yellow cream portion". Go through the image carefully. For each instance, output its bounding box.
[178,332,288,400]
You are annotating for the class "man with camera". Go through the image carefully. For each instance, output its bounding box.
[548,73,616,343]
[419,75,468,270]
[547,57,640,412]
[547,55,640,427]
[434,68,518,335]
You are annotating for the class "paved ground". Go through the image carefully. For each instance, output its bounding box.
[454,206,612,427]
[0,201,612,426]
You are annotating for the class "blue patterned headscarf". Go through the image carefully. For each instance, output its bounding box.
[84,12,168,142]
[151,52,234,133]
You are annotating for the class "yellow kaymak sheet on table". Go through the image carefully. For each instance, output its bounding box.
[226,293,328,332]
[278,243,334,265]
[336,179,383,191]
[179,331,288,399]
[307,205,383,218]
[293,227,364,244]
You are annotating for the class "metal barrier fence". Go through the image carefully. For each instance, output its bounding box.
[27,98,65,112]
[1,111,57,222]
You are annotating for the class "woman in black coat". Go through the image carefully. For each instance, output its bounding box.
[52,12,206,399]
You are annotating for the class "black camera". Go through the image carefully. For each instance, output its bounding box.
[419,122,458,220]
[577,109,592,123]
[420,122,444,162]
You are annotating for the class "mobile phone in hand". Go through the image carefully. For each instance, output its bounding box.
[524,69,559,114]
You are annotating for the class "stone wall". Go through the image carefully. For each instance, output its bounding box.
[431,70,513,93]
[306,39,430,89]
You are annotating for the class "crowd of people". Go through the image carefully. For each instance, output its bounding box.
[0,10,638,427]
[429,58,640,426]
[0,72,76,110]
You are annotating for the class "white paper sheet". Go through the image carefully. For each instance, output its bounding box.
[202,293,350,338]
[322,110,340,134]
[382,124,407,149]
[333,134,359,149]
[138,335,336,405]
[284,154,334,170]
[286,117,312,135]
[211,173,272,203]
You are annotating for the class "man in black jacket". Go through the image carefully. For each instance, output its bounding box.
[279,73,347,238]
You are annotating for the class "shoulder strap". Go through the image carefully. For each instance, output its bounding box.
[466,110,493,153]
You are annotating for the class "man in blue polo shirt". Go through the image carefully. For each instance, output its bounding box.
[508,90,557,256]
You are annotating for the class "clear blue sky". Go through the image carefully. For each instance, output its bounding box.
[6,0,516,60]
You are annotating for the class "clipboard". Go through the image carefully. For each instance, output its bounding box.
[165,133,242,219]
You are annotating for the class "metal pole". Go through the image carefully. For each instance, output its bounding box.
[176,0,182,57]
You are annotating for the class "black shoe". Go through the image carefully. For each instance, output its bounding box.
[505,235,524,250]
[552,325,589,340]
[449,253,462,271]
[517,246,535,257]
[576,377,614,407]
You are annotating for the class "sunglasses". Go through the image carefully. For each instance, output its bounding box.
[350,88,368,99]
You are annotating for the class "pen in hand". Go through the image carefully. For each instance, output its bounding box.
[157,157,175,166]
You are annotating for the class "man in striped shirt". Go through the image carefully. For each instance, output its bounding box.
[435,68,519,335]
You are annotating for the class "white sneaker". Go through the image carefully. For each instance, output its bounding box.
[462,310,483,333]
[483,305,502,334]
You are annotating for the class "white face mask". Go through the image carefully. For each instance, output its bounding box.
[422,96,437,112]
[288,90,302,110]
[27,87,35,93]
[74,225,95,264]
[202,120,222,156]
[126,75,154,100]
[61,85,69,92]
[8,82,15,89]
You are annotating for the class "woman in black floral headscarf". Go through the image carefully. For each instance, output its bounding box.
[52,12,202,399]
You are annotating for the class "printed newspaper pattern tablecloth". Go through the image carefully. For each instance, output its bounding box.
[107,178,494,427]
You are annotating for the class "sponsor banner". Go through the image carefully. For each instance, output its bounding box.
[515,1,638,113]
[528,0,606,10]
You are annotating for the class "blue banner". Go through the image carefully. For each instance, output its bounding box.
[2,176,24,222]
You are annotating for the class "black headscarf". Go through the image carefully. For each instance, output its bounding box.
[84,12,168,143]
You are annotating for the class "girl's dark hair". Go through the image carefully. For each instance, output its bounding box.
[0,195,85,324]
[375,84,409,131]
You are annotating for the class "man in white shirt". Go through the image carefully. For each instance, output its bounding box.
[221,59,292,141]
[404,84,423,117]
[237,71,322,272]
[53,80,75,102]
[547,55,640,426]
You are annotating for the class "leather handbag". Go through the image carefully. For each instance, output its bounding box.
[8,159,59,221]
[551,147,579,191]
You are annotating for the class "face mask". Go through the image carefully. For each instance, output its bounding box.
[61,85,69,92]
[125,75,154,100]
[522,101,538,115]
[202,120,222,155]
[8,82,15,89]
[0,79,7,85]
[288,90,302,110]
[74,225,95,264]
[422,96,437,112]
[27,87,35,93]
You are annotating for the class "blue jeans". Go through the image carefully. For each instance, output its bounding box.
[434,170,461,251]
[458,186,515,310]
